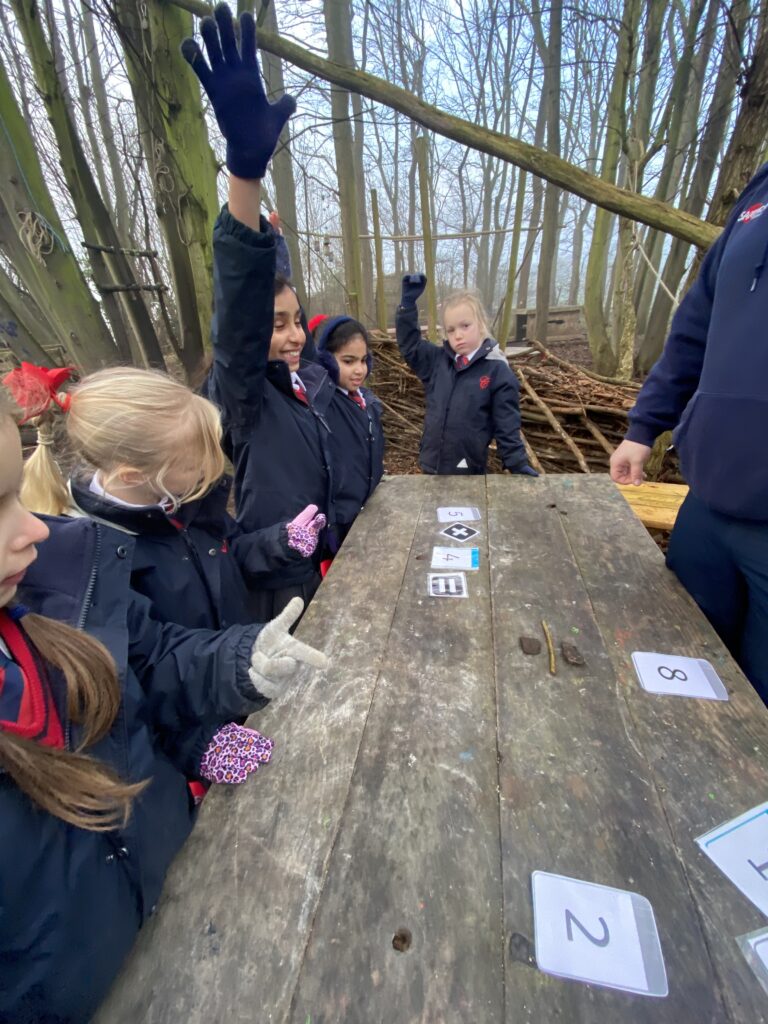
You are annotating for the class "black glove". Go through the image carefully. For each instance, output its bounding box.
[509,464,539,477]
[181,3,296,179]
[401,273,427,307]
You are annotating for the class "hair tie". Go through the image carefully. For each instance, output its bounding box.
[2,363,74,424]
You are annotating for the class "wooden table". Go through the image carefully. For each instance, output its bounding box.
[97,475,768,1024]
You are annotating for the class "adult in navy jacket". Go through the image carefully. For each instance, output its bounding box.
[610,163,768,701]
[396,274,533,475]
[2,516,271,1022]
[315,316,385,544]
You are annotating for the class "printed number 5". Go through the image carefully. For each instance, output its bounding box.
[565,909,610,947]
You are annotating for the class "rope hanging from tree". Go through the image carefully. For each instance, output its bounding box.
[16,210,55,265]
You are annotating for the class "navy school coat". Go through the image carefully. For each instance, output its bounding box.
[205,209,337,589]
[395,301,528,474]
[2,516,266,1023]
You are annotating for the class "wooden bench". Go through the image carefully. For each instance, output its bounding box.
[97,475,768,1023]
[616,480,689,531]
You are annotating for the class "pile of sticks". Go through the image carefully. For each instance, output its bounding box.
[368,331,678,479]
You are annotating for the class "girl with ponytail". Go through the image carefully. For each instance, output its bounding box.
[6,362,327,796]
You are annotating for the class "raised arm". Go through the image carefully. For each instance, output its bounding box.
[182,3,295,431]
[395,274,441,383]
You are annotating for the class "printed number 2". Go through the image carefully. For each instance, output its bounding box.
[565,909,610,947]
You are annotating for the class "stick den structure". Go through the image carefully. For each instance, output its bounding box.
[369,333,681,481]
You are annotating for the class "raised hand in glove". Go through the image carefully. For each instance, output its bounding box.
[181,3,296,179]
[401,273,427,307]
[286,504,327,558]
[249,597,328,699]
[509,464,539,477]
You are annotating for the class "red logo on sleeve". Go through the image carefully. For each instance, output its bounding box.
[738,202,768,223]
[479,375,491,390]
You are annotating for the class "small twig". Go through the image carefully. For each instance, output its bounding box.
[541,620,556,675]
[520,428,545,474]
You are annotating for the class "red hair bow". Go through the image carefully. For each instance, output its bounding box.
[3,363,74,423]
[307,314,328,334]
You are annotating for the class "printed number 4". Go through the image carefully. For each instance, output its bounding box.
[565,909,610,947]
[443,553,459,561]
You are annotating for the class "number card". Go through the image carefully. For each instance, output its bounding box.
[532,871,668,997]
[436,506,481,523]
[431,546,480,571]
[736,926,768,996]
[440,523,479,543]
[697,801,768,914]
[427,572,468,598]
[631,651,728,701]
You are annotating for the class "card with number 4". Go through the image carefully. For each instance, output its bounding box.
[631,651,728,701]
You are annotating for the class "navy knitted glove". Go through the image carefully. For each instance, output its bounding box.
[510,464,539,477]
[181,3,296,179]
[401,273,427,306]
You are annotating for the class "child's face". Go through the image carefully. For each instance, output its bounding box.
[0,420,49,607]
[270,287,304,372]
[444,302,482,356]
[333,336,369,392]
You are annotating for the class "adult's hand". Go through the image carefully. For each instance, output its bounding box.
[610,439,652,485]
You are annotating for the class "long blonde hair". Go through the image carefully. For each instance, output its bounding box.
[20,367,226,515]
[441,290,491,339]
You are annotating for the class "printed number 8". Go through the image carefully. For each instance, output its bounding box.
[657,666,688,681]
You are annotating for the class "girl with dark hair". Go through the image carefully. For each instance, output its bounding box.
[314,316,385,550]
[186,7,335,619]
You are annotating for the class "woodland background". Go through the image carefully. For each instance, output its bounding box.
[1,0,767,384]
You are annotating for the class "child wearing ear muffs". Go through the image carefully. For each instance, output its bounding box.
[312,316,385,554]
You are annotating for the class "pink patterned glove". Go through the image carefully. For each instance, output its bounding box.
[286,504,327,558]
[199,723,274,784]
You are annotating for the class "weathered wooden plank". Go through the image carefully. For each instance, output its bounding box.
[486,475,728,1022]
[543,474,768,1023]
[288,476,504,1023]
[95,476,428,1023]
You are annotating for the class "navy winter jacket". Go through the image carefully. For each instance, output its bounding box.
[2,517,266,1023]
[314,318,385,529]
[627,164,768,520]
[206,208,337,587]
[396,301,527,474]
[69,475,306,626]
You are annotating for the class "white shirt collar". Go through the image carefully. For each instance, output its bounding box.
[89,472,163,510]
[456,347,481,363]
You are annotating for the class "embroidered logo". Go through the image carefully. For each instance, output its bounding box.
[738,202,768,223]
[479,375,491,390]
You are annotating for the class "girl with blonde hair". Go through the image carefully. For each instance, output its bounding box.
[396,276,536,477]
[6,362,326,793]
[0,391,329,1021]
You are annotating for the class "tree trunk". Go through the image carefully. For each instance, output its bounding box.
[0,58,117,368]
[111,0,221,376]
[256,0,308,310]
[583,0,642,373]
[12,0,166,368]
[535,0,562,343]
